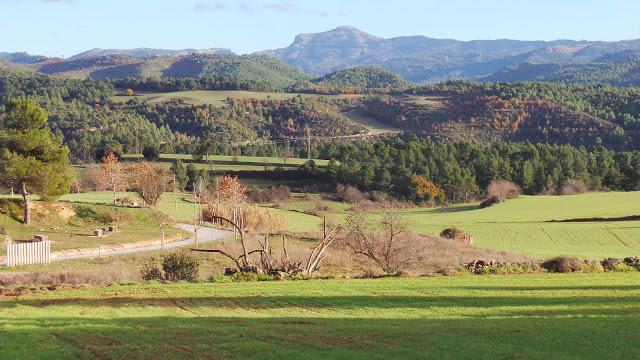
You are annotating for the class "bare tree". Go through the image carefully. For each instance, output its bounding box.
[344,210,416,274]
[192,216,342,276]
[127,162,172,206]
[98,154,128,204]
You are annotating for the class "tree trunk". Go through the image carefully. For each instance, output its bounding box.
[21,182,30,226]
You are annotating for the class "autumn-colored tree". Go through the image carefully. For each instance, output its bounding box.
[411,175,445,202]
[99,153,128,204]
[127,162,172,206]
[215,175,247,230]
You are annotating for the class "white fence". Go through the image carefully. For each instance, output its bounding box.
[6,241,51,266]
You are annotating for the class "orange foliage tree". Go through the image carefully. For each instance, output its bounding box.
[410,175,445,202]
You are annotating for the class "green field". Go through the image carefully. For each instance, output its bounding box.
[1,273,639,359]
[122,153,329,172]
[55,190,640,259]
[267,192,640,259]
[112,90,363,107]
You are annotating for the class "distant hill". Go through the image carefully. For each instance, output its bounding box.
[68,47,234,60]
[313,66,412,90]
[260,26,640,83]
[485,57,640,86]
[0,52,47,64]
[27,54,310,90]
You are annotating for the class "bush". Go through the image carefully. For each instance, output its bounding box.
[307,200,330,216]
[162,252,200,282]
[440,228,473,245]
[335,184,368,204]
[247,185,291,204]
[141,258,164,281]
[542,256,583,273]
[141,146,160,162]
[486,180,521,202]
[559,179,586,195]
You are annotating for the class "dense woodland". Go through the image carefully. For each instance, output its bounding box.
[320,137,640,201]
[2,68,640,201]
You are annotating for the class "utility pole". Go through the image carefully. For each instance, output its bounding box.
[306,127,311,160]
[173,173,178,220]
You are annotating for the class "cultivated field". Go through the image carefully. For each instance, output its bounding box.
[1,273,639,359]
[266,192,640,259]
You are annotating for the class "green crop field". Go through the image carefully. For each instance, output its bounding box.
[264,192,640,259]
[1,273,639,359]
[112,90,363,107]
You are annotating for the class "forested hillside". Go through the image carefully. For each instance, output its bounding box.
[3,68,640,165]
[486,57,640,86]
[311,66,411,91]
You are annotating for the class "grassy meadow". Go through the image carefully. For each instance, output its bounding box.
[1,273,639,359]
[262,192,640,259]
[49,190,640,259]
[121,153,330,172]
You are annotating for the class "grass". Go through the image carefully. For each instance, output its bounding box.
[46,190,640,259]
[121,153,329,171]
[0,198,187,255]
[1,273,639,359]
[111,90,363,107]
[265,192,640,259]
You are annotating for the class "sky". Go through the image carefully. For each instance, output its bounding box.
[1,0,639,57]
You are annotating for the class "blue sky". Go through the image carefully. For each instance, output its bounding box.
[1,0,639,57]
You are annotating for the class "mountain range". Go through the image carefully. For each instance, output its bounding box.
[2,26,640,85]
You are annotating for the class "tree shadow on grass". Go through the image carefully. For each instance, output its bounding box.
[1,315,639,360]
[2,294,640,314]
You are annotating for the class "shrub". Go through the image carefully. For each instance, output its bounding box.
[601,257,623,270]
[142,146,160,162]
[486,180,521,202]
[440,228,473,245]
[335,184,368,204]
[559,179,586,195]
[247,185,291,204]
[307,200,330,216]
[161,252,200,282]
[141,258,164,281]
[542,256,583,273]
[479,196,500,209]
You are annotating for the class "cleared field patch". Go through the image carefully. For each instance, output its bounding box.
[122,153,329,171]
[112,90,364,107]
[1,273,639,359]
[344,110,401,135]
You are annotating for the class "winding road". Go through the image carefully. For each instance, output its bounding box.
[0,224,231,266]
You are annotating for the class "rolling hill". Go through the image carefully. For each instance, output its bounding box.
[68,47,234,60]
[485,57,640,86]
[27,54,311,90]
[313,66,412,90]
